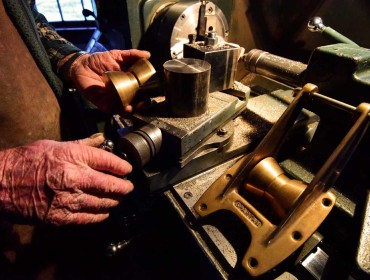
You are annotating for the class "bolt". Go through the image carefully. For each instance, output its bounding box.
[207,31,216,39]
[100,139,114,152]
[217,127,228,136]
[184,192,193,199]
[188,33,197,44]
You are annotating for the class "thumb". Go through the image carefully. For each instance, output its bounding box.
[73,133,106,147]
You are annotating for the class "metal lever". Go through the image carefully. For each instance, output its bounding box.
[194,84,370,276]
[308,17,359,46]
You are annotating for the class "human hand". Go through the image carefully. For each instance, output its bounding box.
[0,134,133,226]
[69,49,151,114]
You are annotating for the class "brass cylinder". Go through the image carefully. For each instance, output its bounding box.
[245,157,306,217]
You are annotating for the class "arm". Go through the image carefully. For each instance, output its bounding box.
[31,3,151,114]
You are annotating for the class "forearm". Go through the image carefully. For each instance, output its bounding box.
[31,5,81,72]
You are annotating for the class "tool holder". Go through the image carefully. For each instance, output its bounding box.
[194,83,370,276]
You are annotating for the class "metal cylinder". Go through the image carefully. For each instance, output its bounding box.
[119,124,162,169]
[163,58,211,117]
[244,49,307,87]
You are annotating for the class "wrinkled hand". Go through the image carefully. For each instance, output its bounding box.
[0,134,133,226]
[69,49,151,114]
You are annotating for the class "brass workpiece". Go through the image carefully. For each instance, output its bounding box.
[104,58,156,108]
[194,84,370,276]
[245,157,306,218]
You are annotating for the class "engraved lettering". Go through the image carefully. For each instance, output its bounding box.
[234,201,262,227]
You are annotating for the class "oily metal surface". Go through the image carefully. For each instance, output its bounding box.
[183,42,241,92]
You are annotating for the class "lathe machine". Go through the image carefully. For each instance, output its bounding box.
[90,1,370,279]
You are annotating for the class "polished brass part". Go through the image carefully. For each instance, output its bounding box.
[269,102,370,244]
[129,58,156,86]
[194,83,370,276]
[105,71,138,106]
[105,58,156,107]
[245,157,306,218]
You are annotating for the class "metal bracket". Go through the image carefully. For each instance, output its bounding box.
[194,83,370,276]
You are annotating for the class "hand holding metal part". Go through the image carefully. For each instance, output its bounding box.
[194,83,370,276]
[104,58,156,111]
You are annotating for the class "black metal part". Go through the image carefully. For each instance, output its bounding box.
[163,58,211,117]
[118,124,162,170]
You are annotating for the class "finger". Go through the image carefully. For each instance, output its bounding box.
[78,145,133,175]
[53,191,121,212]
[46,208,109,225]
[109,49,151,67]
[70,167,134,195]
[73,133,105,147]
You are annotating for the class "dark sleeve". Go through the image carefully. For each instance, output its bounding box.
[30,3,81,70]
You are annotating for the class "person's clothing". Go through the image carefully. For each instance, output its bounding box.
[0,0,62,149]
[2,0,81,99]
[0,1,89,279]
[29,0,82,72]
[1,0,94,148]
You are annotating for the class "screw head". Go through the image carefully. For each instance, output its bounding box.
[217,127,228,136]
[184,192,193,199]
